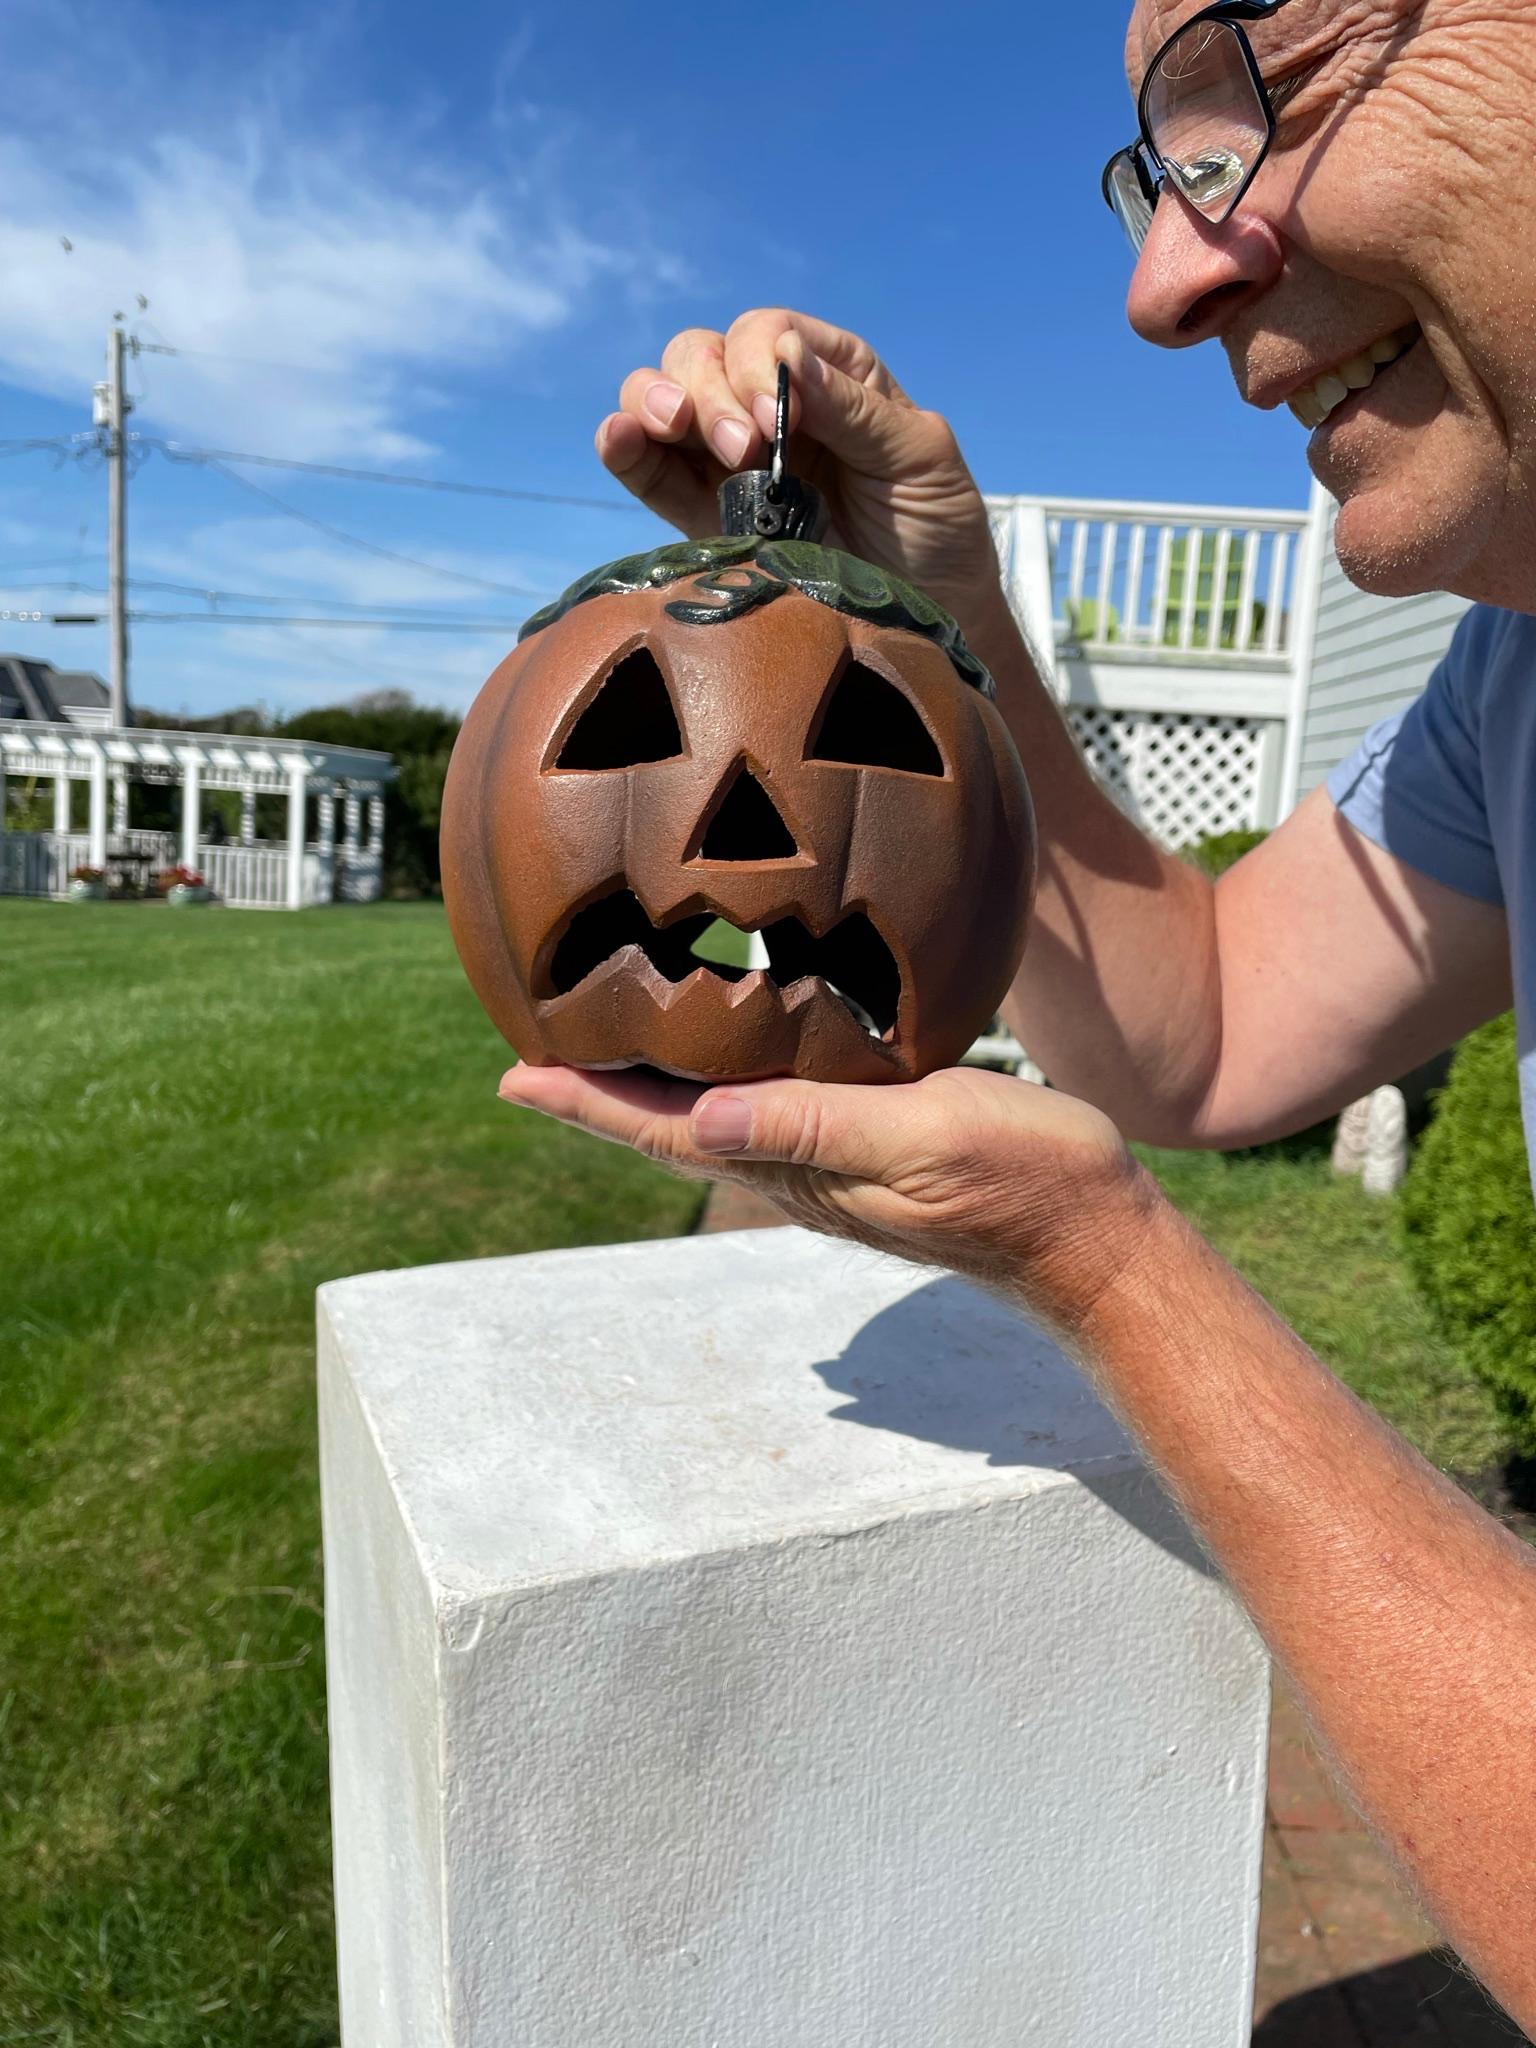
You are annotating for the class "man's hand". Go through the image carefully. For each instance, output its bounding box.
[498,1062,1163,1344]
[596,308,1007,638]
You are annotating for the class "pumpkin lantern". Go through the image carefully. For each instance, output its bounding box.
[441,372,1036,1085]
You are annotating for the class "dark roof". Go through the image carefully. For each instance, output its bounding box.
[0,656,118,724]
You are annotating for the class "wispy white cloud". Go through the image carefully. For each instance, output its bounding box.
[0,3,683,463]
[133,516,564,613]
[0,2,680,714]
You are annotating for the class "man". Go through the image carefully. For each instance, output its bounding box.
[500,0,1536,2022]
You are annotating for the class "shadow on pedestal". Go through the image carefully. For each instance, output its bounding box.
[811,1275,1214,1577]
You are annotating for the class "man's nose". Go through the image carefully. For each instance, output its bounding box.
[1126,191,1284,348]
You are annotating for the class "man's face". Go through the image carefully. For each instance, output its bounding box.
[1123,0,1536,607]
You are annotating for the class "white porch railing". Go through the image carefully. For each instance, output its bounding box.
[0,830,75,898]
[199,840,326,909]
[2,831,335,909]
[1037,496,1305,663]
[989,492,1319,848]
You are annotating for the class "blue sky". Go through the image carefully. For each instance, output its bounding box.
[0,0,1313,718]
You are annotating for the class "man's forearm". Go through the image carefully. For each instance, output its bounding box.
[966,595,1224,1141]
[1062,1187,1536,2028]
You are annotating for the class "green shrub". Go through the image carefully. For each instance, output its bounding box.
[1400,1012,1536,1454]
[1182,827,1269,878]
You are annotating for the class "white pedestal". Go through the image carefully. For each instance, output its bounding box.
[319,1228,1269,2048]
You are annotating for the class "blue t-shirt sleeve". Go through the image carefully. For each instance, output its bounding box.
[1326,605,1504,907]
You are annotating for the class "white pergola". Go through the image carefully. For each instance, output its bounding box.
[0,717,397,909]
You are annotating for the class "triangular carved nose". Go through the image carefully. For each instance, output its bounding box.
[692,762,798,862]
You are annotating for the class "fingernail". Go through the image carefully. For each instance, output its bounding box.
[645,379,685,428]
[711,417,752,467]
[751,391,777,439]
[798,344,825,387]
[497,1069,526,1103]
[693,1094,753,1154]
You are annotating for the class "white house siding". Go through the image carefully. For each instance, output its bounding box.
[1295,500,1470,799]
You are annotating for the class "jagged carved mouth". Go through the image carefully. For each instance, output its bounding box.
[541,888,902,1041]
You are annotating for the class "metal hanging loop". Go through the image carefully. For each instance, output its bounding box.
[766,360,790,507]
[716,358,829,544]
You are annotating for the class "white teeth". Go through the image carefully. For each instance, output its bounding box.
[1285,325,1419,430]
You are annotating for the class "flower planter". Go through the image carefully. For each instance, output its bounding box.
[167,883,213,906]
[69,879,107,901]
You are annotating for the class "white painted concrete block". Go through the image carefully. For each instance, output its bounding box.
[319,1227,1269,2048]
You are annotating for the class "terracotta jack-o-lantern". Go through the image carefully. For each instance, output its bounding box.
[441,374,1036,1085]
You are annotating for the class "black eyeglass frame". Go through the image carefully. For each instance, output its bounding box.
[1101,0,1299,242]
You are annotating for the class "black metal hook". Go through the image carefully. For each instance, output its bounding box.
[765,360,790,507]
[715,356,828,544]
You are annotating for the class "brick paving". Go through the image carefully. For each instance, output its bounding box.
[696,1186,1521,2045]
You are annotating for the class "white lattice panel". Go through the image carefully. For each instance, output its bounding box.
[1068,708,1267,849]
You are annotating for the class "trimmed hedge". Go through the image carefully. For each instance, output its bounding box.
[1182,828,1269,878]
[1400,1013,1536,1455]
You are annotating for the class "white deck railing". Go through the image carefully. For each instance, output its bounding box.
[2,831,336,909]
[1035,495,1308,663]
[987,491,1319,847]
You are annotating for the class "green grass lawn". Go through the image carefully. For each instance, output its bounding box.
[1,897,1507,2043]
[1,899,701,2046]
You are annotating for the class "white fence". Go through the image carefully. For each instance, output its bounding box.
[1039,496,1305,662]
[201,841,296,909]
[3,831,334,909]
[990,493,1319,849]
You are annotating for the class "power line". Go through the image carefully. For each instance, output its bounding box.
[132,575,536,617]
[145,436,637,512]
[179,456,550,599]
[0,436,84,458]
[134,341,345,377]
[126,611,520,632]
[0,576,534,627]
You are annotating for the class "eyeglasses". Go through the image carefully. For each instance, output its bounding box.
[1102,0,1298,255]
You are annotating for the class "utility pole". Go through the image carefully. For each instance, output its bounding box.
[94,320,133,727]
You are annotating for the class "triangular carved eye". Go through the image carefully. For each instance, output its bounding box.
[806,660,944,776]
[553,648,684,770]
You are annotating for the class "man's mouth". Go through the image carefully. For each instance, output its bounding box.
[540,888,903,1042]
[1286,324,1421,430]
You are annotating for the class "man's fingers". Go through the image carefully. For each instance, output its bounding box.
[500,1063,924,1197]
[499,1062,705,1160]
[790,340,953,480]
[689,1078,919,1183]
[595,413,718,536]
[658,327,763,472]
[616,366,695,443]
[722,309,907,413]
[718,313,943,483]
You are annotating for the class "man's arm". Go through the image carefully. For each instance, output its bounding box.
[497,1062,1536,2033]
[970,594,1512,1145]
[1081,1189,1536,2029]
